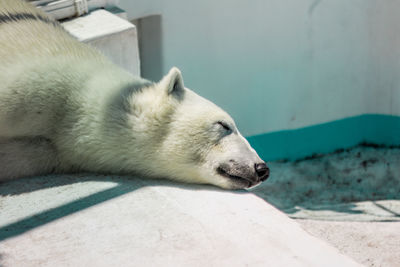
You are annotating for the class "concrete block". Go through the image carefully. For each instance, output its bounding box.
[62,9,140,76]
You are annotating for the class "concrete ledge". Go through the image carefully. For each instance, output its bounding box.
[0,175,360,266]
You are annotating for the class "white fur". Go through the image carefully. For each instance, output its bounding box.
[0,0,266,189]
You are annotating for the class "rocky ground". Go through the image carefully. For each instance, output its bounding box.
[251,145,400,266]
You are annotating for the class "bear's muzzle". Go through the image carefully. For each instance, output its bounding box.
[216,160,270,188]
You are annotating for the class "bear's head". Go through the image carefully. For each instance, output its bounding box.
[127,67,269,189]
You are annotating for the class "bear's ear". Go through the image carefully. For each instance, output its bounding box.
[160,67,184,96]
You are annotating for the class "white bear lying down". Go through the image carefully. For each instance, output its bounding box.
[0,0,269,189]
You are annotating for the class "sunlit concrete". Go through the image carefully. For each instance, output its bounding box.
[0,176,360,266]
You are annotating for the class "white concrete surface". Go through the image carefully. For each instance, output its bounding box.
[298,220,400,267]
[62,9,140,76]
[0,176,360,266]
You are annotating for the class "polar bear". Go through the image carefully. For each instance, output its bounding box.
[0,0,269,189]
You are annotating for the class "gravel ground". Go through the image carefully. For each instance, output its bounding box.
[251,145,400,266]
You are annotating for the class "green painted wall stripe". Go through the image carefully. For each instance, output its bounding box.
[246,114,400,161]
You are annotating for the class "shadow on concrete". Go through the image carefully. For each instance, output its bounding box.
[0,174,246,241]
[0,174,231,197]
[0,253,4,267]
[133,14,163,81]
[0,175,139,241]
[0,186,135,241]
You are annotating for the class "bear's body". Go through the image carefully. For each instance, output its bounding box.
[0,0,269,189]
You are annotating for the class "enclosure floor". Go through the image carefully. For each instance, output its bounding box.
[297,220,400,267]
[251,145,400,266]
[0,146,398,266]
[0,175,358,267]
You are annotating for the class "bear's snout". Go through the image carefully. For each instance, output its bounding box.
[217,160,269,188]
[255,162,270,181]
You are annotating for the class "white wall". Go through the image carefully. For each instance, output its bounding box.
[118,0,400,136]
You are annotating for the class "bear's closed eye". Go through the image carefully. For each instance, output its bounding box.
[217,121,232,133]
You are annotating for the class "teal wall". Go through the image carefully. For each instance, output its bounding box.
[119,0,400,160]
[248,114,400,161]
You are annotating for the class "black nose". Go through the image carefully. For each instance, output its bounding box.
[255,162,270,181]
